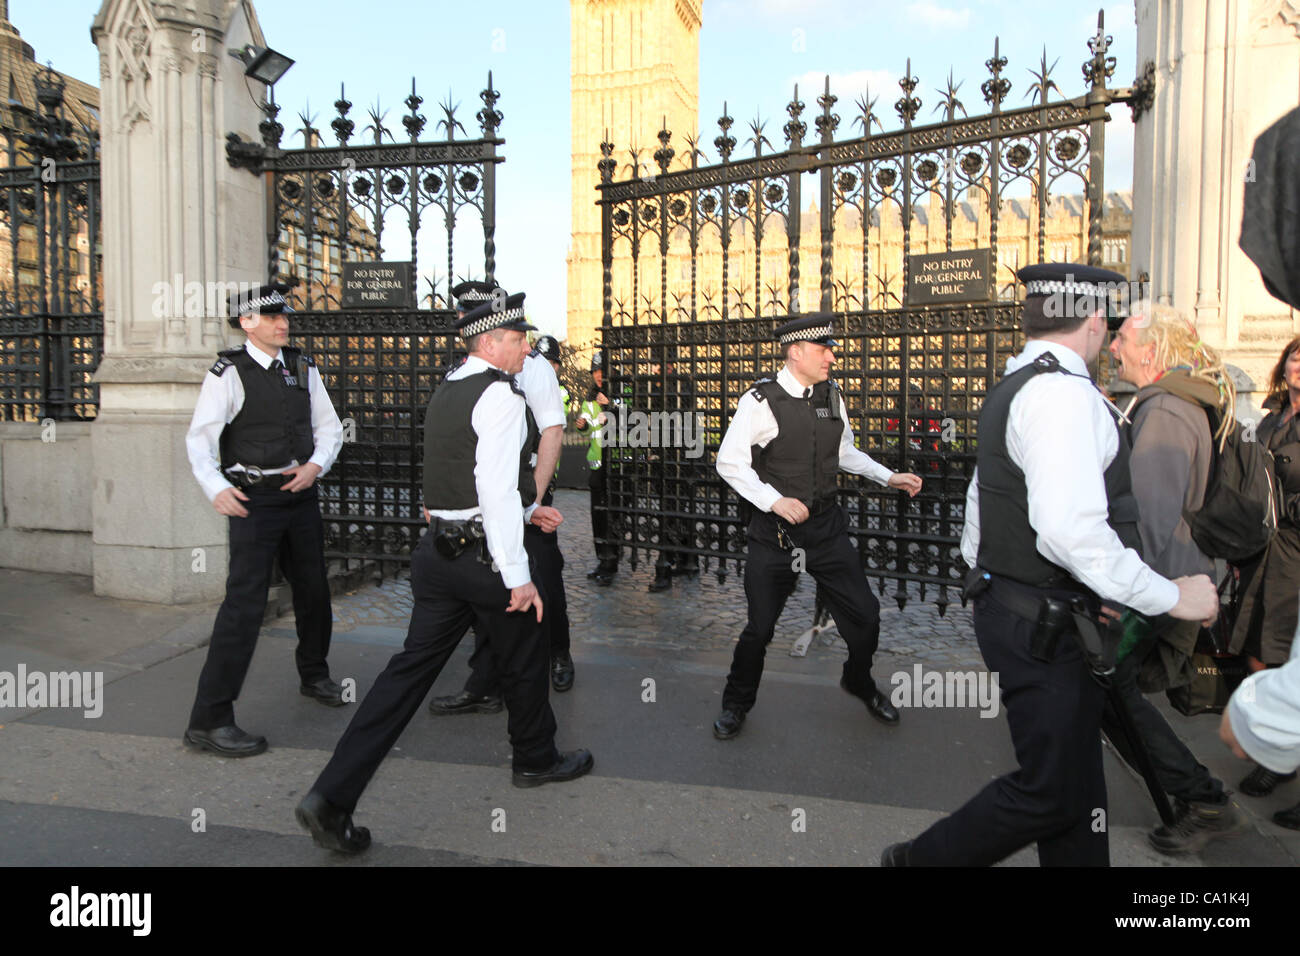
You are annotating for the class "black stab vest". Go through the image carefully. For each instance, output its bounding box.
[217,347,314,469]
[749,378,843,504]
[975,351,1142,588]
[423,368,539,511]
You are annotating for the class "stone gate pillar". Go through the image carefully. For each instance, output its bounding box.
[1130,0,1300,402]
[89,0,268,602]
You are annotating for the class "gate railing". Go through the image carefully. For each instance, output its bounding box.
[595,13,1143,611]
[0,64,102,423]
[228,75,504,573]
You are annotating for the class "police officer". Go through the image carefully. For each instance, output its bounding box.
[295,292,593,854]
[428,286,576,711]
[575,349,618,584]
[183,282,346,758]
[881,264,1219,867]
[712,313,923,740]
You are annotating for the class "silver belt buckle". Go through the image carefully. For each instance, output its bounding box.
[244,466,264,485]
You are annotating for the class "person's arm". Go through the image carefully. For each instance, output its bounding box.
[1128,403,1203,571]
[185,369,241,502]
[1011,379,1180,616]
[834,390,894,486]
[533,425,562,503]
[306,362,345,475]
[471,382,531,589]
[1225,647,1300,773]
[715,391,783,513]
[960,467,980,569]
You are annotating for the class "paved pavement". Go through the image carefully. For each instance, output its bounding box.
[0,488,1297,868]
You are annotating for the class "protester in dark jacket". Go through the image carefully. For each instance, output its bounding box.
[1107,303,1244,854]
[1229,334,1300,803]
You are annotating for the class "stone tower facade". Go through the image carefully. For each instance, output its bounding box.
[567,0,702,347]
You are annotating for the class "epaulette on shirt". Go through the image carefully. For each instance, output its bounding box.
[209,347,243,377]
[747,377,776,401]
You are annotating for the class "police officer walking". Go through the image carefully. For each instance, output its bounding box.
[712,313,923,740]
[183,282,346,758]
[882,264,1220,867]
[429,280,577,710]
[295,291,592,854]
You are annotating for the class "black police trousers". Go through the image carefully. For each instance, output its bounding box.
[588,464,618,564]
[189,483,331,730]
[464,521,570,696]
[722,504,881,714]
[312,529,559,813]
[907,589,1109,866]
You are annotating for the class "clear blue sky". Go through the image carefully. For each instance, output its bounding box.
[14,0,1136,338]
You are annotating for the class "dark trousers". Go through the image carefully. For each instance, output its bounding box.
[189,483,331,730]
[312,531,558,813]
[907,592,1109,866]
[722,505,881,714]
[464,523,570,697]
[1101,641,1225,805]
[588,465,617,564]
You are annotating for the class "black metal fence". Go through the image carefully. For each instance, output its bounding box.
[596,16,1141,612]
[0,65,102,422]
[228,76,504,572]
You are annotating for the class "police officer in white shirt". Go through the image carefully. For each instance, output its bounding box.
[295,292,592,854]
[712,313,924,741]
[882,263,1220,867]
[183,282,346,758]
[428,284,577,714]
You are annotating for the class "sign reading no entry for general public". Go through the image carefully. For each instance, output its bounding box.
[905,249,993,305]
[342,261,414,309]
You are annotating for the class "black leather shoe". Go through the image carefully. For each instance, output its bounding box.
[713,709,745,740]
[428,689,504,715]
[648,570,673,592]
[551,652,575,693]
[295,790,371,854]
[841,678,900,725]
[880,841,912,866]
[587,560,617,581]
[1274,801,1300,831]
[1239,765,1296,797]
[183,724,267,758]
[512,749,594,788]
[300,677,347,707]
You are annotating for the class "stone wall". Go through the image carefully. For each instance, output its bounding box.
[0,421,94,574]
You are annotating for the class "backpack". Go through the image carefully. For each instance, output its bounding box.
[1182,408,1279,562]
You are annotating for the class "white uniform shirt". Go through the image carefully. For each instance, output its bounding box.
[515,352,567,431]
[426,355,535,589]
[716,364,894,512]
[959,339,1180,616]
[185,340,344,502]
[1229,636,1300,774]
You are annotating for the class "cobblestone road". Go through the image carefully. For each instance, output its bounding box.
[328,489,983,671]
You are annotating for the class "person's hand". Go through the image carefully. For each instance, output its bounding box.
[771,497,810,524]
[213,486,250,518]
[1168,574,1219,625]
[422,506,432,523]
[530,505,563,533]
[507,581,544,623]
[1219,709,1248,760]
[596,391,608,405]
[279,462,322,492]
[888,472,923,497]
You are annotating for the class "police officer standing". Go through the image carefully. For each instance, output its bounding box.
[882,264,1220,867]
[575,350,619,584]
[428,285,576,711]
[712,313,923,740]
[183,282,346,758]
[295,291,593,854]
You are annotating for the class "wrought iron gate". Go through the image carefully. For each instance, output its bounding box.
[595,17,1142,612]
[0,65,102,422]
[228,75,504,573]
